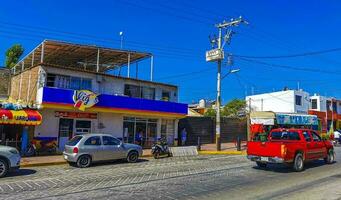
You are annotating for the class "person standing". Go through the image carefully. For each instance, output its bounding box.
[181,128,187,146]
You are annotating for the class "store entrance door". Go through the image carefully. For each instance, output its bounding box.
[58,118,74,151]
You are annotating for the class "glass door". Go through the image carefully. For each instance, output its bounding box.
[58,118,74,151]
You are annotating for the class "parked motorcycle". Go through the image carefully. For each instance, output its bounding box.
[151,138,171,159]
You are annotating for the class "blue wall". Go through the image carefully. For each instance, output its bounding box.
[42,87,188,115]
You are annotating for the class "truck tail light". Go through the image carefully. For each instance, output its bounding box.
[73,147,79,154]
[281,144,287,157]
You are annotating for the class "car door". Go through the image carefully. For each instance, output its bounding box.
[82,136,102,161]
[302,131,314,160]
[102,136,124,160]
[310,131,327,159]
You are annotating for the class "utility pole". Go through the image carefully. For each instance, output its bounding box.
[206,17,248,151]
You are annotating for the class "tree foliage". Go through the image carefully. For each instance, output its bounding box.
[5,44,24,68]
[222,99,246,118]
[204,99,246,118]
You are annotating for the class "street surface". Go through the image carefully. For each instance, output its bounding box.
[1,147,341,200]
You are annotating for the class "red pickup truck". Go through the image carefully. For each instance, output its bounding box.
[247,128,335,172]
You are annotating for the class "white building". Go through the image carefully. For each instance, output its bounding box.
[9,40,187,150]
[310,94,341,114]
[246,89,310,114]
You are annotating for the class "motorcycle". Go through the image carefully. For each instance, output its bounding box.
[151,138,172,159]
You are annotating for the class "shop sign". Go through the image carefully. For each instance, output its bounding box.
[206,48,224,62]
[276,114,318,126]
[55,111,97,119]
[73,90,99,111]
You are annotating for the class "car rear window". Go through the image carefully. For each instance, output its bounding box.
[271,131,300,140]
[66,136,83,146]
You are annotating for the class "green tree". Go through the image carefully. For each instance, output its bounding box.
[5,44,24,68]
[221,99,246,118]
[204,108,216,117]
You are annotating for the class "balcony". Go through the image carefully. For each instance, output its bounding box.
[40,87,187,117]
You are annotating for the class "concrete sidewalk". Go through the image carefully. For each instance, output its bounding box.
[20,149,153,167]
[20,143,247,167]
[198,142,247,155]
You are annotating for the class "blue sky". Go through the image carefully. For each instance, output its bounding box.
[1,0,341,104]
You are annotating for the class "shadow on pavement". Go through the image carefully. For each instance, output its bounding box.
[90,158,149,167]
[252,160,337,173]
[6,169,37,177]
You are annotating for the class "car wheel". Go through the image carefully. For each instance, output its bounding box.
[0,159,9,178]
[293,153,304,172]
[256,161,267,168]
[77,155,92,168]
[127,151,139,163]
[324,149,335,164]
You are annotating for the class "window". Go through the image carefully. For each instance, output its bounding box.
[311,99,317,109]
[326,100,331,111]
[124,84,141,98]
[162,90,170,101]
[141,86,155,100]
[75,120,91,135]
[271,131,300,140]
[84,136,101,145]
[302,131,311,142]
[102,136,121,145]
[82,79,92,90]
[333,101,337,113]
[295,95,302,106]
[46,73,92,91]
[70,77,81,90]
[66,136,83,146]
[311,132,321,142]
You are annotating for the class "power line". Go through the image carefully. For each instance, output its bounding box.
[233,47,341,59]
[238,57,341,75]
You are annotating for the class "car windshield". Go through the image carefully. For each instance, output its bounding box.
[271,131,300,140]
[66,136,83,146]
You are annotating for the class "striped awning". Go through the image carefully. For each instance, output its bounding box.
[0,109,42,126]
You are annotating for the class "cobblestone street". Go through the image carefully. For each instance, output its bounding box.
[2,148,341,200]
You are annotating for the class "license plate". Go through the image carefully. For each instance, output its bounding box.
[260,157,269,162]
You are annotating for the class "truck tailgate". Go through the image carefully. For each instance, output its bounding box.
[247,141,283,157]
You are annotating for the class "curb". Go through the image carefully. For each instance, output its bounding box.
[20,154,153,168]
[198,151,247,155]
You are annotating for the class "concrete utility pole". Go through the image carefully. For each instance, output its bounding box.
[206,17,248,151]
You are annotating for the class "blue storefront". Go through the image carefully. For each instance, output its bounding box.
[35,87,188,150]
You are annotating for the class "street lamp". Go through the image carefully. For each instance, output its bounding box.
[222,68,240,80]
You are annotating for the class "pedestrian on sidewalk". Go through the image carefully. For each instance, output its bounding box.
[181,128,187,146]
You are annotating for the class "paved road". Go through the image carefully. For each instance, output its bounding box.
[1,147,341,200]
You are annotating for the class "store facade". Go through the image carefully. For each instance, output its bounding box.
[35,87,187,150]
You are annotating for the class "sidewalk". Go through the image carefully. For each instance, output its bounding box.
[20,144,246,167]
[198,142,247,155]
[20,149,153,167]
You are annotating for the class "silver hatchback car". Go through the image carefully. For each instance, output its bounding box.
[0,145,21,177]
[63,133,143,168]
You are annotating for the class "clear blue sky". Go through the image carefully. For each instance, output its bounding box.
[1,0,341,104]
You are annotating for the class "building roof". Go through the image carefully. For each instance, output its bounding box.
[12,40,151,75]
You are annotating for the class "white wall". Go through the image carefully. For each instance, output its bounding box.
[42,66,178,102]
[34,109,124,139]
[246,90,310,114]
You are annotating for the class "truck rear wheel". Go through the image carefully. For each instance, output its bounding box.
[293,153,304,172]
[324,149,335,164]
[256,161,267,168]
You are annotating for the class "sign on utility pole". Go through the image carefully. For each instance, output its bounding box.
[207,17,248,151]
[206,49,224,62]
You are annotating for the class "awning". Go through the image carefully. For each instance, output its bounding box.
[276,113,318,126]
[250,111,275,125]
[0,109,42,126]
